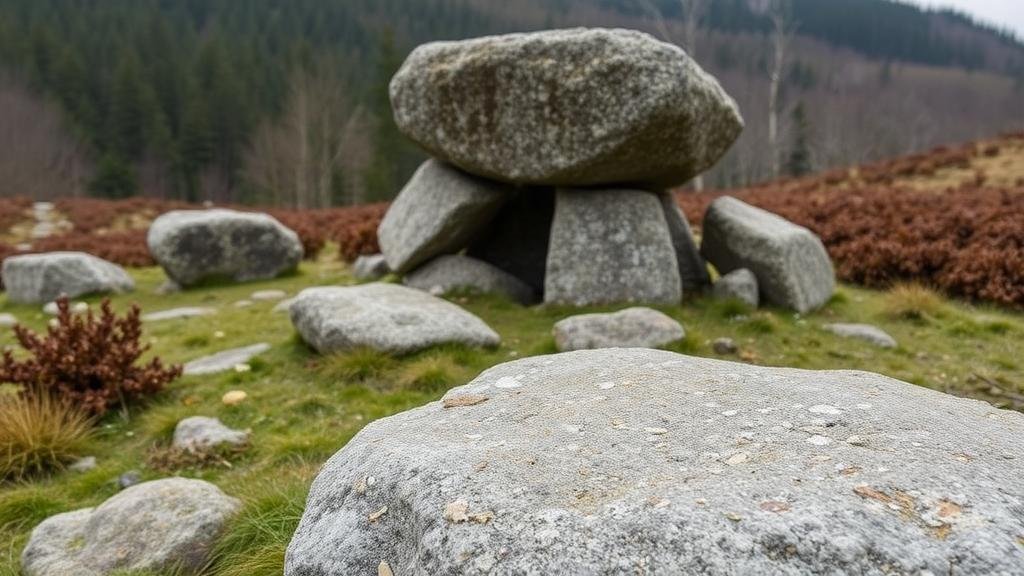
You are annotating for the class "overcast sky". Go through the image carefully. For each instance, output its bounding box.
[910,0,1024,39]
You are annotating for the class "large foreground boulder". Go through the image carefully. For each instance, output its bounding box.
[377,160,510,274]
[22,478,239,576]
[701,197,834,313]
[290,283,500,355]
[553,307,684,351]
[404,255,535,304]
[147,209,303,287]
[2,252,134,304]
[390,28,743,188]
[286,349,1024,575]
[545,188,681,306]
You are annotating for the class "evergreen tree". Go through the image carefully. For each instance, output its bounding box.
[89,154,138,198]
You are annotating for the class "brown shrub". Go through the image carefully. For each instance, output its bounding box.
[32,229,155,267]
[0,298,182,416]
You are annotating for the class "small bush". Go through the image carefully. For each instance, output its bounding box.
[0,393,93,481]
[0,298,182,416]
[884,284,945,321]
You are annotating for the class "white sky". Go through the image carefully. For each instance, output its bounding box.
[909,0,1024,39]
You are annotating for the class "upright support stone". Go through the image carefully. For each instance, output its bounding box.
[659,193,710,294]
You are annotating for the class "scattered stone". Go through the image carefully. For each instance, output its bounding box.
[467,189,555,297]
[172,416,248,453]
[404,255,535,304]
[251,289,288,301]
[660,194,711,294]
[68,456,96,473]
[141,307,217,322]
[183,343,271,376]
[289,283,500,355]
[545,188,681,306]
[701,197,834,313]
[273,297,297,313]
[713,268,760,308]
[22,478,240,576]
[286,348,1024,575]
[390,28,742,188]
[117,470,142,490]
[553,307,685,352]
[233,299,254,308]
[147,209,303,287]
[713,337,738,355]
[222,390,248,406]
[154,279,182,295]
[824,323,898,349]
[2,252,134,304]
[353,254,391,281]
[0,313,17,327]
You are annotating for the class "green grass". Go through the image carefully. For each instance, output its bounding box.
[0,257,1022,575]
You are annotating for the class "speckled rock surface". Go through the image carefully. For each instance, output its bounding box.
[141,306,217,322]
[404,255,535,304]
[702,197,834,313]
[660,194,710,294]
[285,348,1024,575]
[377,160,510,274]
[553,307,684,351]
[289,283,500,355]
[713,268,760,308]
[1,252,134,304]
[353,254,391,281]
[147,209,303,287]
[172,416,248,452]
[22,478,239,576]
[390,28,743,188]
[824,323,898,349]
[545,188,681,306]
[183,343,271,375]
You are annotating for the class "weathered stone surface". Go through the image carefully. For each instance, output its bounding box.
[467,188,554,296]
[289,283,500,355]
[713,268,759,308]
[286,348,1024,575]
[183,343,271,376]
[353,254,391,281]
[825,323,898,349]
[390,28,743,188]
[660,194,710,294]
[378,160,510,274]
[553,307,684,351]
[251,289,288,301]
[713,337,738,355]
[147,209,303,287]
[2,252,134,304]
[141,306,217,322]
[173,416,248,452]
[405,255,535,304]
[701,197,834,313]
[22,478,239,576]
[545,188,681,306]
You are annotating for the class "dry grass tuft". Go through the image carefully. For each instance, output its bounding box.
[884,283,946,321]
[0,393,93,481]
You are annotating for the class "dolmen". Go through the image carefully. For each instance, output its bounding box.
[376,28,744,306]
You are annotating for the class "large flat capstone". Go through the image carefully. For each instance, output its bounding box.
[289,283,500,355]
[2,252,134,304]
[286,348,1024,575]
[390,28,743,187]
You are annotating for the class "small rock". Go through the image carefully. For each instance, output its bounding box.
[154,279,182,295]
[713,337,738,355]
[353,254,391,281]
[173,416,248,453]
[0,313,17,327]
[183,343,271,376]
[2,252,134,304]
[117,470,142,490]
[404,254,535,304]
[234,299,254,308]
[68,456,96,473]
[824,323,898,349]
[141,307,217,322]
[251,289,287,301]
[712,268,759,308]
[553,307,685,352]
[273,298,297,313]
[222,390,248,406]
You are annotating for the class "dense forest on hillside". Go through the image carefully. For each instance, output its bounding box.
[0,0,1022,205]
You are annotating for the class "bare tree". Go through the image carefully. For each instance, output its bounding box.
[767,0,797,179]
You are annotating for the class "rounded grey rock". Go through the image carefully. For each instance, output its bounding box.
[286,348,1024,575]
[183,343,271,376]
[553,307,685,351]
[701,197,834,313]
[289,283,500,355]
[713,267,760,308]
[1,252,134,304]
[390,28,743,188]
[147,209,303,287]
[352,254,391,281]
[172,416,248,453]
[824,323,898,349]
[22,478,240,576]
[404,255,535,304]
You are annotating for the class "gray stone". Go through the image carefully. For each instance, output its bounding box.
[553,307,684,351]
[466,188,554,296]
[251,289,288,301]
[154,279,182,295]
[660,194,710,294]
[353,254,391,281]
[377,160,510,274]
[390,28,743,188]
[147,209,303,287]
[701,197,834,313]
[68,456,96,473]
[273,297,297,313]
[713,337,738,355]
[0,312,17,327]
[22,478,240,576]
[172,416,248,453]
[286,348,1024,576]
[116,471,141,490]
[404,255,535,305]
[825,323,898,349]
[183,343,271,376]
[141,307,217,322]
[233,299,254,308]
[713,268,760,308]
[289,283,500,355]
[2,252,134,304]
[545,188,681,306]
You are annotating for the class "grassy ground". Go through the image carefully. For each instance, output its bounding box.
[1,255,1022,575]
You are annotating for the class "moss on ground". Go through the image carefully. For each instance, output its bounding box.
[1,258,1022,574]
